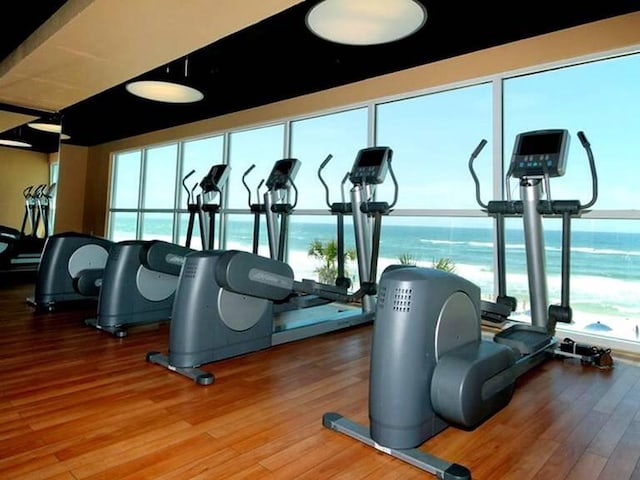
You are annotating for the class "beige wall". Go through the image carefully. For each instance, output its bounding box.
[0,145,49,232]
[80,12,640,236]
[54,143,89,233]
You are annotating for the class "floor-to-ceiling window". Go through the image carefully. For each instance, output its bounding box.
[502,52,640,343]
[375,83,496,295]
[106,48,640,350]
[288,108,368,284]
[224,123,285,257]
[108,134,225,246]
[176,135,225,249]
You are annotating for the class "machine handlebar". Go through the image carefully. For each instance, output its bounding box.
[468,138,489,210]
[577,131,598,210]
[182,169,196,204]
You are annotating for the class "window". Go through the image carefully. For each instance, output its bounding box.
[223,124,285,255]
[290,108,368,210]
[106,50,640,350]
[376,84,493,210]
[503,52,640,343]
[177,135,225,248]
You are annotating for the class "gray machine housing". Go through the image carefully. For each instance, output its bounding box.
[28,232,114,310]
[369,266,518,448]
[85,240,194,337]
[163,250,294,368]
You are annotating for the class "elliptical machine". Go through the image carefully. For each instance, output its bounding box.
[322,129,609,478]
[27,232,114,311]
[183,164,230,250]
[85,164,229,337]
[0,183,57,272]
[146,146,397,385]
[470,130,611,366]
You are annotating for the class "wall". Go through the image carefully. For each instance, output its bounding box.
[54,143,89,234]
[0,145,49,232]
[81,12,640,236]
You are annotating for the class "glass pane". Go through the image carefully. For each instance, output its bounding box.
[179,135,225,207]
[290,108,368,210]
[109,211,137,241]
[287,215,353,283]
[225,213,270,257]
[504,217,640,342]
[503,53,640,210]
[381,216,495,297]
[143,144,178,209]
[111,150,141,208]
[140,212,174,242]
[227,124,285,209]
[376,84,493,209]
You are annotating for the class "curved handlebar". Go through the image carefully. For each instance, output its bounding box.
[33,184,47,198]
[182,169,196,203]
[317,154,333,208]
[386,158,399,210]
[242,164,263,208]
[577,130,598,210]
[468,138,489,210]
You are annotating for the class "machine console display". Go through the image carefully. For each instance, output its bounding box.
[508,129,570,179]
[349,147,392,185]
[265,158,301,190]
[199,164,230,193]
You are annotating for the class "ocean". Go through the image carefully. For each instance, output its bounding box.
[112,214,640,327]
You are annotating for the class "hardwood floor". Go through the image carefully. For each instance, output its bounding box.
[2,278,640,479]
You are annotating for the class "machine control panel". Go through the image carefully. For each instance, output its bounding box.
[508,129,570,179]
[199,164,230,194]
[349,147,392,185]
[265,158,301,190]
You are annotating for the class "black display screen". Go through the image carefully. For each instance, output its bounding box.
[275,159,295,174]
[208,165,226,181]
[357,148,387,167]
[518,132,563,155]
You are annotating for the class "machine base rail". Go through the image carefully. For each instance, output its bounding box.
[146,352,215,386]
[322,412,471,480]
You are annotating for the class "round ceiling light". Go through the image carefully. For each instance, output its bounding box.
[306,0,427,46]
[126,80,204,103]
[27,121,62,134]
[0,138,32,148]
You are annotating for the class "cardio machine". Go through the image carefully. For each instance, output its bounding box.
[183,164,230,250]
[84,164,230,337]
[27,232,114,310]
[0,183,56,273]
[146,146,397,385]
[322,129,607,478]
[470,130,611,366]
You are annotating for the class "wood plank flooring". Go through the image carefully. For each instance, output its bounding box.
[2,278,640,479]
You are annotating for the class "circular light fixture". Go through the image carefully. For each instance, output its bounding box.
[126,80,204,103]
[0,138,32,148]
[27,120,62,133]
[306,0,427,46]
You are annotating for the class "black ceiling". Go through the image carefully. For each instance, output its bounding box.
[3,0,640,153]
